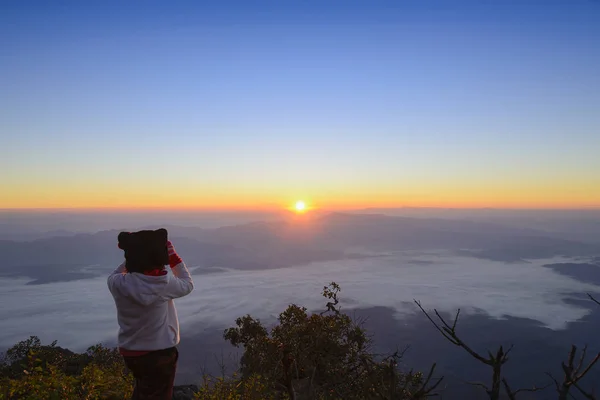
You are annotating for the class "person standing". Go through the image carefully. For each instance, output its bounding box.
[108,239,194,399]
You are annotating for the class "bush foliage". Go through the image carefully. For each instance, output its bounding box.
[221,282,436,399]
[0,336,133,399]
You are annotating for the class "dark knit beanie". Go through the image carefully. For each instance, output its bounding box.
[118,228,169,273]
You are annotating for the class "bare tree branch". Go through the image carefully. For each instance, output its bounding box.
[577,345,589,374]
[502,379,516,400]
[414,300,491,365]
[587,293,600,307]
[413,300,459,345]
[502,378,552,400]
[567,345,577,372]
[573,380,596,400]
[546,372,561,392]
[550,344,600,400]
[513,383,552,395]
[504,344,515,360]
[452,309,461,331]
[465,380,491,397]
[414,299,512,400]
[466,381,489,391]
[577,351,600,380]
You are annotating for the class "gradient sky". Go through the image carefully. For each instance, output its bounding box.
[1,0,599,210]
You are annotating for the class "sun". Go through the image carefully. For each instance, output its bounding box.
[294,200,307,213]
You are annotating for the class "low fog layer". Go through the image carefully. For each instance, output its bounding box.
[1,252,599,352]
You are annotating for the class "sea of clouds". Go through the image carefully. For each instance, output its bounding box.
[1,251,598,352]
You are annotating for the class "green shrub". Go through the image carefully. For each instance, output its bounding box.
[223,282,433,399]
[0,337,133,400]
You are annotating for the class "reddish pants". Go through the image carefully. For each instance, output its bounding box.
[123,347,179,400]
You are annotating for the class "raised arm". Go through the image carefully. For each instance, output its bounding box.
[162,240,194,299]
[107,261,127,293]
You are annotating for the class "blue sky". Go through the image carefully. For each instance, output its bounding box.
[1,0,599,209]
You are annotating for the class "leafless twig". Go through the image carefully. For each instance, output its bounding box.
[502,377,551,400]
[588,293,600,307]
[414,300,512,400]
[548,344,600,400]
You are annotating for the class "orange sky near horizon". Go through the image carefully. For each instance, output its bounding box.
[1,177,599,210]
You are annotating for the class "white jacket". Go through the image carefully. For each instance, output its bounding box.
[107,261,194,351]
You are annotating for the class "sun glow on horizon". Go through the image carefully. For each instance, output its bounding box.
[294,200,307,213]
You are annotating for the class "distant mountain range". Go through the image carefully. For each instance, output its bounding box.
[1,213,599,284]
